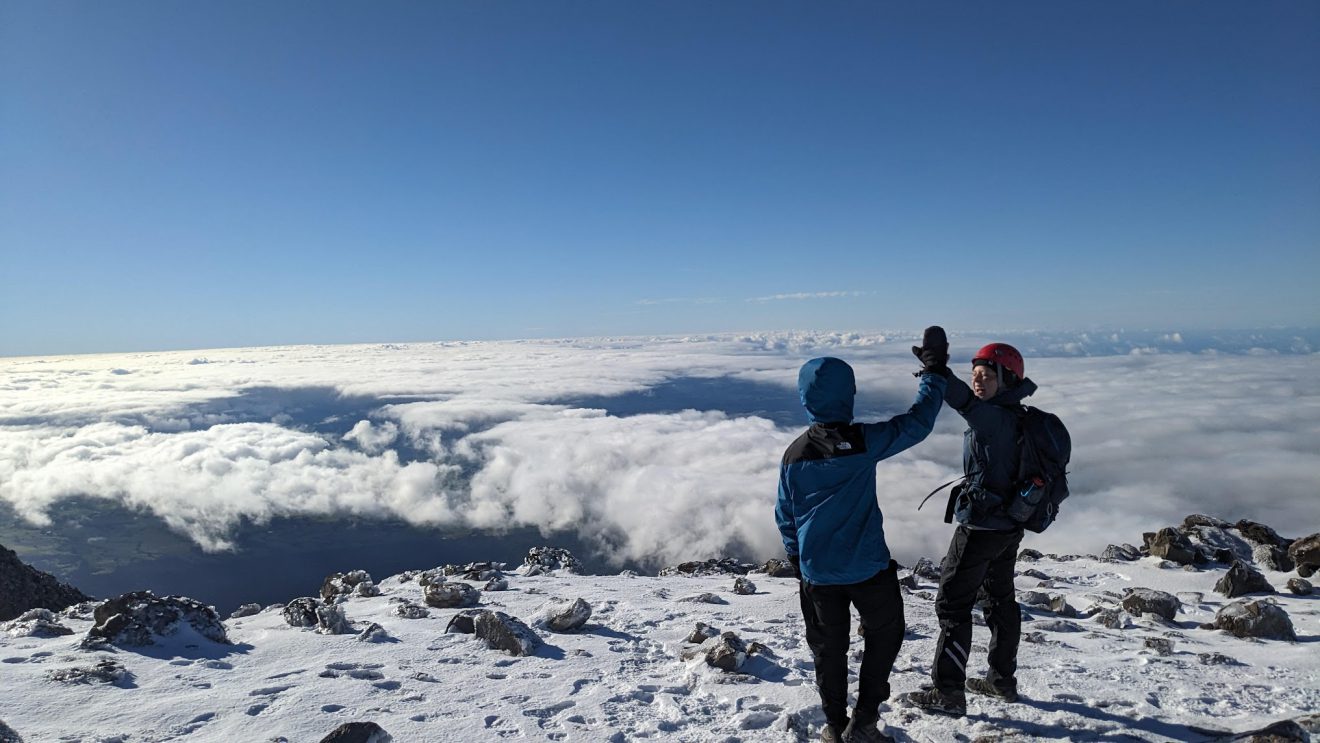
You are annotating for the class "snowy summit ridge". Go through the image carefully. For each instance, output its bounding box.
[2,514,1319,743]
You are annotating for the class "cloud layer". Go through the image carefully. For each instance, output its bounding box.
[2,330,1317,569]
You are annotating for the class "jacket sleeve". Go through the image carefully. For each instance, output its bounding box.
[775,465,798,558]
[863,372,948,462]
[943,374,998,429]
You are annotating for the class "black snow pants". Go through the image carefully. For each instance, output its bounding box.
[799,561,904,729]
[931,525,1024,694]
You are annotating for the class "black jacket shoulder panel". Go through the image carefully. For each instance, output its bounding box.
[782,423,868,465]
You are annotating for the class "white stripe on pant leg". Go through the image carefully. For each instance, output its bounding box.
[950,640,969,662]
[943,647,966,672]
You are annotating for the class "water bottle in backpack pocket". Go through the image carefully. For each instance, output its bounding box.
[1006,476,1047,523]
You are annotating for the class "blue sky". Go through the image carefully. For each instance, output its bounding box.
[2,1,1317,356]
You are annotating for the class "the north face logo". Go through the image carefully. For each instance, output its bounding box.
[836,441,852,451]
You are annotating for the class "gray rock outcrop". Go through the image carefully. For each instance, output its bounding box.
[230,603,262,619]
[47,659,132,685]
[320,570,374,601]
[1144,527,1203,565]
[444,609,484,634]
[314,604,352,635]
[1288,533,1320,578]
[0,718,21,743]
[762,558,797,578]
[1212,599,1297,641]
[1101,544,1140,562]
[686,622,720,644]
[87,591,229,647]
[1121,588,1181,621]
[424,581,480,609]
[535,598,592,633]
[523,546,582,574]
[1286,578,1313,596]
[1214,560,1276,598]
[733,577,757,595]
[318,721,393,743]
[474,610,541,656]
[3,608,73,638]
[0,543,91,622]
[283,597,321,627]
[706,631,748,672]
[659,558,756,577]
[393,601,430,619]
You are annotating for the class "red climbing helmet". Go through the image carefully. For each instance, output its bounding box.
[972,343,1024,382]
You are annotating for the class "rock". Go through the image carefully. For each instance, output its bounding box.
[1253,544,1295,573]
[1235,519,1291,549]
[1018,590,1052,608]
[762,558,797,578]
[706,631,748,672]
[686,622,720,644]
[47,659,132,686]
[1215,560,1276,598]
[1101,544,1140,562]
[1144,637,1174,656]
[0,718,21,743]
[1288,533,1320,578]
[678,593,728,605]
[535,598,592,632]
[1177,591,1205,606]
[1032,619,1083,633]
[733,577,757,595]
[1225,719,1308,742]
[445,609,483,634]
[229,603,262,619]
[314,604,352,635]
[3,608,73,638]
[320,570,374,601]
[1286,578,1313,596]
[423,581,480,609]
[1198,652,1242,666]
[60,601,98,620]
[416,569,446,587]
[484,577,508,592]
[87,591,229,647]
[1145,527,1203,565]
[1183,514,1230,530]
[1049,595,1078,618]
[1019,568,1051,581]
[911,557,942,580]
[318,721,393,743]
[1212,599,1296,641]
[1094,608,1134,630]
[474,610,541,656]
[898,574,918,590]
[283,597,321,627]
[0,542,92,622]
[393,602,430,619]
[1018,548,1043,561]
[355,581,382,598]
[523,546,582,573]
[659,558,756,577]
[1121,588,1181,621]
[356,623,390,643]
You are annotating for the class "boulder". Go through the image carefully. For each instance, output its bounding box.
[911,557,942,580]
[1214,560,1276,598]
[762,558,797,578]
[1288,533,1320,578]
[355,581,382,598]
[318,721,393,743]
[0,718,21,743]
[1094,608,1134,630]
[320,570,374,601]
[484,577,509,592]
[705,631,748,672]
[523,546,582,574]
[356,623,390,643]
[229,603,263,619]
[659,558,756,577]
[1212,599,1297,641]
[1183,514,1230,530]
[1101,544,1140,562]
[416,569,446,587]
[0,543,92,622]
[3,608,73,638]
[1286,578,1313,596]
[898,574,918,590]
[87,591,229,647]
[1018,548,1043,561]
[445,609,484,634]
[393,602,430,620]
[1225,719,1308,742]
[1198,652,1242,666]
[283,597,321,628]
[535,598,592,633]
[1253,544,1295,573]
[733,577,757,595]
[1234,519,1291,549]
[686,622,720,644]
[1144,527,1202,565]
[1049,595,1079,618]
[1143,637,1174,656]
[1019,568,1051,581]
[314,604,352,635]
[423,582,479,609]
[474,610,541,656]
[1121,588,1181,621]
[1018,590,1052,608]
[677,593,727,605]
[47,659,132,686]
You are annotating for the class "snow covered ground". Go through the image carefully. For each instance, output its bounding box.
[2,541,1317,742]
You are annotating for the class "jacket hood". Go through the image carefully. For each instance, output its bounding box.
[989,377,1038,407]
[798,357,856,423]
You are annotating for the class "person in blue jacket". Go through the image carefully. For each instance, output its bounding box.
[903,341,1038,717]
[776,327,950,743]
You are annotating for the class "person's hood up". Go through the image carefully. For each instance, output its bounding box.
[989,377,1038,407]
[798,357,855,423]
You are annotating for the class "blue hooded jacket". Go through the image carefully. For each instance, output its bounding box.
[776,357,947,585]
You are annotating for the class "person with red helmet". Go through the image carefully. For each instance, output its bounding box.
[903,339,1039,717]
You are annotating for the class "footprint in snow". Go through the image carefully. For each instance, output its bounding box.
[171,712,217,736]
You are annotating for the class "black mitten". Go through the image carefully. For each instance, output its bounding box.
[911,325,950,376]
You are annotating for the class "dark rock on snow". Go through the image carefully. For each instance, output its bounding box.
[1286,578,1313,596]
[356,623,390,643]
[659,557,756,577]
[0,542,92,622]
[1121,588,1181,621]
[1198,652,1242,666]
[1288,533,1320,578]
[1212,599,1297,641]
[1234,519,1292,550]
[1252,544,1295,573]
[0,718,21,743]
[536,598,592,632]
[1101,544,1141,562]
[474,610,541,656]
[1224,719,1309,742]
[678,592,728,605]
[1144,527,1203,565]
[1094,608,1134,630]
[686,622,720,644]
[314,604,352,635]
[1183,514,1230,530]
[1017,548,1043,561]
[47,659,132,686]
[318,721,393,743]
[1144,637,1175,656]
[445,609,484,635]
[706,631,748,672]
[762,558,797,578]
[88,591,229,647]
[733,576,757,595]
[283,597,321,628]
[911,557,943,580]
[1214,560,1276,598]
[393,602,430,620]
[523,546,582,574]
[230,603,262,619]
[320,570,374,601]
[3,608,73,638]
[423,581,480,609]
[484,576,508,592]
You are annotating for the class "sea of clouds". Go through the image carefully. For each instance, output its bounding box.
[1,328,1317,569]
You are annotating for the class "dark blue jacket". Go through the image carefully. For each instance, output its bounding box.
[776,357,947,585]
[944,375,1038,530]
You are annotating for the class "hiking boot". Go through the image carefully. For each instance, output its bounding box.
[841,717,894,742]
[819,721,847,742]
[901,687,966,717]
[966,677,1019,702]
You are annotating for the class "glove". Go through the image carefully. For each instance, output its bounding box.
[788,554,801,580]
[911,325,951,377]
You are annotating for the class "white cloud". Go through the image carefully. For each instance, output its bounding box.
[745,291,871,303]
[0,331,1317,570]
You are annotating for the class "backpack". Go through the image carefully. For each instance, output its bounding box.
[1004,406,1071,533]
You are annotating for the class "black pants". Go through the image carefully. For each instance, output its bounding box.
[799,561,904,729]
[932,525,1024,693]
